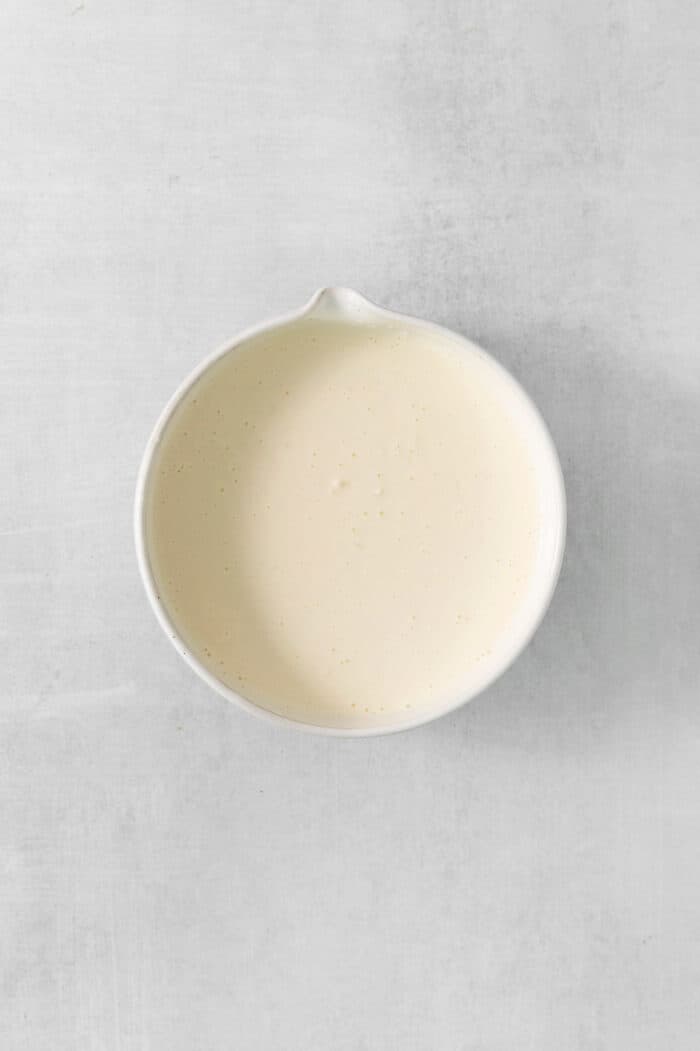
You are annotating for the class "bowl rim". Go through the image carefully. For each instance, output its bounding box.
[134,287,566,736]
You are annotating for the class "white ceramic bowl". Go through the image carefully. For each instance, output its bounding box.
[135,288,566,735]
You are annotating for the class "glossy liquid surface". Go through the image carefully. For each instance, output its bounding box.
[146,319,543,728]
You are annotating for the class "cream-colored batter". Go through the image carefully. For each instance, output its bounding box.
[146,318,543,728]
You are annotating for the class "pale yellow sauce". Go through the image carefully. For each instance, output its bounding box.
[146,319,542,728]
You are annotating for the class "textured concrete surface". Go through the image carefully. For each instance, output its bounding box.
[2,2,699,1048]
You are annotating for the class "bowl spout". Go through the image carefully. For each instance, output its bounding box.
[302,286,383,322]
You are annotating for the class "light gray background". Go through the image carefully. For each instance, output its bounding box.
[2,2,699,1048]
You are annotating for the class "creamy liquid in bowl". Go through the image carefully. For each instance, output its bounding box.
[146,318,549,729]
